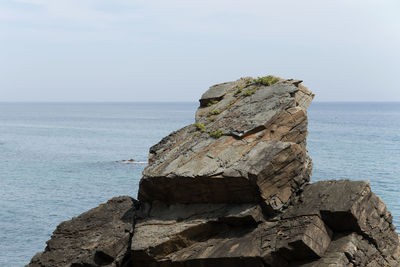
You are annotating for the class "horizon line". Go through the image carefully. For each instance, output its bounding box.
[1,101,400,104]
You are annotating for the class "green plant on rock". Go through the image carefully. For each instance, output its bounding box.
[208,109,220,116]
[194,123,206,132]
[207,100,219,107]
[209,129,223,138]
[228,100,235,109]
[254,75,279,86]
[243,88,257,96]
[234,85,243,96]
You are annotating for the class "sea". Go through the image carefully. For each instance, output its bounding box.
[0,102,399,266]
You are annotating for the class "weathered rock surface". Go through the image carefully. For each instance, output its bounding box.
[296,233,400,267]
[282,180,399,257]
[27,196,140,267]
[27,76,400,267]
[139,77,314,213]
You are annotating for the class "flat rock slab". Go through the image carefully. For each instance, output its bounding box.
[199,81,236,106]
[131,202,264,264]
[139,77,314,212]
[27,196,139,267]
[282,180,399,256]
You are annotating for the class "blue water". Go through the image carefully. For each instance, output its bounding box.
[0,102,399,266]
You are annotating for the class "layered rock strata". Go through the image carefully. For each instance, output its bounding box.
[27,76,399,267]
[139,77,314,213]
[28,196,141,267]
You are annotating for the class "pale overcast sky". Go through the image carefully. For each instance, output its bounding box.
[1,0,399,102]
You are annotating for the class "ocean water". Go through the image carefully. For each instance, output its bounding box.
[0,102,399,266]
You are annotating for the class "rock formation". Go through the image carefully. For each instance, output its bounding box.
[28,197,141,267]
[27,76,400,267]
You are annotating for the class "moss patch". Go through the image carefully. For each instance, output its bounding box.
[194,123,206,132]
[234,86,243,96]
[209,129,223,138]
[208,109,220,116]
[243,88,257,96]
[207,100,219,107]
[254,75,279,86]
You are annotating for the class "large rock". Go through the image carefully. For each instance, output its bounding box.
[282,180,399,256]
[131,203,332,267]
[131,180,399,266]
[131,202,265,266]
[27,76,400,267]
[139,77,314,213]
[27,196,140,267]
[296,233,400,267]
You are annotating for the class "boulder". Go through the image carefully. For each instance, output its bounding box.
[26,196,140,267]
[139,77,314,213]
[282,180,399,256]
[131,204,332,267]
[131,202,265,266]
[295,233,400,267]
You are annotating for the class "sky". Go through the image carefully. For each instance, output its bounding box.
[1,0,399,102]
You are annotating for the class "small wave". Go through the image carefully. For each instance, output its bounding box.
[123,161,147,164]
[117,160,147,164]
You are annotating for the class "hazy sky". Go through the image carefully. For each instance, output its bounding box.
[1,0,399,102]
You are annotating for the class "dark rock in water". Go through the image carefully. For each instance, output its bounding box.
[26,196,141,267]
[27,76,400,267]
[117,159,148,164]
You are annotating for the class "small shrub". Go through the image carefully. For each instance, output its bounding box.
[243,88,257,96]
[207,100,219,107]
[208,109,220,116]
[209,129,223,138]
[208,116,216,123]
[254,75,279,86]
[194,123,206,132]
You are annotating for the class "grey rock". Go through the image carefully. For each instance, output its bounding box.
[199,81,235,106]
[131,202,265,265]
[282,180,399,257]
[139,77,314,213]
[295,233,396,267]
[27,196,139,267]
[132,213,332,267]
[27,76,400,267]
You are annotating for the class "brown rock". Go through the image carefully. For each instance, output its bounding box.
[27,196,139,267]
[139,77,314,213]
[282,180,399,256]
[295,233,396,267]
[26,76,400,267]
[132,212,332,266]
[131,202,264,266]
